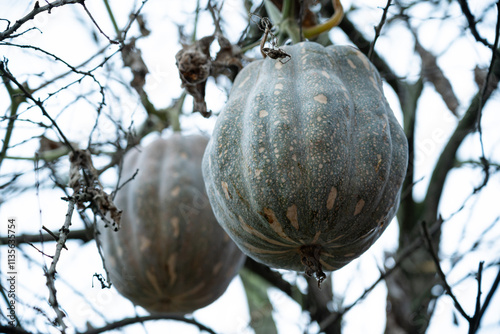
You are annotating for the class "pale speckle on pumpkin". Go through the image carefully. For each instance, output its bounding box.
[357,51,371,70]
[347,58,356,69]
[327,186,338,210]
[171,186,181,197]
[263,208,294,241]
[354,199,365,216]
[171,217,180,238]
[375,154,382,172]
[320,259,335,271]
[213,261,223,275]
[317,116,322,121]
[370,76,379,91]
[275,62,283,70]
[221,181,230,200]
[242,241,291,254]
[321,70,330,78]
[146,270,162,293]
[292,154,297,161]
[238,215,295,246]
[139,235,151,251]
[275,83,283,90]
[238,75,250,88]
[314,94,328,104]
[180,152,188,159]
[116,245,123,258]
[167,254,177,286]
[259,110,269,118]
[287,205,299,230]
[311,231,321,243]
[255,169,263,177]
[258,147,265,153]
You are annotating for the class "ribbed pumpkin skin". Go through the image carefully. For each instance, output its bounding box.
[202,42,408,273]
[101,134,245,314]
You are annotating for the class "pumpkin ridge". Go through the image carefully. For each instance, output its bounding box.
[102,135,245,314]
[324,46,396,241]
[238,58,303,243]
[202,41,408,276]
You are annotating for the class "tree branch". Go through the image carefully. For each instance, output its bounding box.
[421,221,471,322]
[422,50,500,223]
[0,227,93,246]
[0,0,83,41]
[79,315,217,334]
[368,0,392,60]
[457,0,500,59]
[43,197,77,332]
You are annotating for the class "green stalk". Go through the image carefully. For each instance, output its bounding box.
[277,0,301,44]
[0,71,25,172]
[192,0,201,43]
[167,92,186,133]
[281,0,293,19]
[103,0,121,40]
[303,0,344,39]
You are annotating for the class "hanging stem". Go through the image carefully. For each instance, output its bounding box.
[192,0,201,43]
[0,64,26,172]
[303,0,344,39]
[103,0,121,40]
[279,0,301,44]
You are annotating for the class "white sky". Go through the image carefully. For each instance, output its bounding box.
[1,0,499,333]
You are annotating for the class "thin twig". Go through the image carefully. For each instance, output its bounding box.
[0,61,76,154]
[0,0,83,41]
[79,1,119,44]
[476,265,500,328]
[42,225,68,250]
[474,1,500,193]
[79,314,217,334]
[43,197,77,332]
[470,261,484,334]
[369,0,392,60]
[457,0,500,58]
[421,221,471,322]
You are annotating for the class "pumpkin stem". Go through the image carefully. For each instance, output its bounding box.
[303,0,344,40]
[300,244,326,288]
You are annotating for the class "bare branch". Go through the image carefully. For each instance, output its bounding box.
[421,221,471,322]
[80,314,217,334]
[368,0,392,60]
[422,49,500,223]
[473,264,500,332]
[0,227,93,245]
[43,197,77,332]
[457,0,500,59]
[78,1,118,44]
[0,61,76,153]
[0,0,83,42]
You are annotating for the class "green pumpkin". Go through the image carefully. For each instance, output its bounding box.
[100,134,245,314]
[202,42,408,281]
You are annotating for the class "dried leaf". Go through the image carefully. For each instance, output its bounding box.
[68,150,122,229]
[415,40,459,116]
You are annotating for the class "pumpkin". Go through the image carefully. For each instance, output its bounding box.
[100,134,245,314]
[202,42,408,282]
